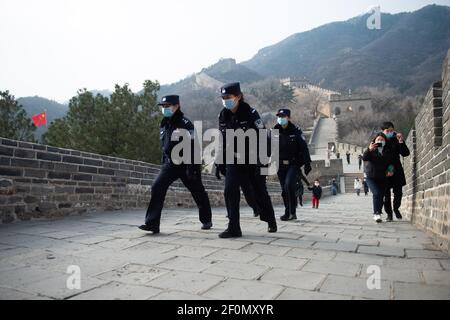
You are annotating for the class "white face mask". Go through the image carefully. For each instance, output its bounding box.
[314,182,319,187]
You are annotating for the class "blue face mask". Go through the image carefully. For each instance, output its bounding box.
[385,132,394,139]
[222,98,236,110]
[277,117,288,126]
[162,107,174,118]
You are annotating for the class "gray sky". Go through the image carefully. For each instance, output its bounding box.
[1,0,449,102]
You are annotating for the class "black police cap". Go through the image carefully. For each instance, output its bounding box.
[276,108,291,117]
[158,95,180,106]
[220,82,241,97]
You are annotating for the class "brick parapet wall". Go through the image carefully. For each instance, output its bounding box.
[400,48,450,252]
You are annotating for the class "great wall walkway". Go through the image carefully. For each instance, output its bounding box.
[310,117,337,161]
[0,193,449,300]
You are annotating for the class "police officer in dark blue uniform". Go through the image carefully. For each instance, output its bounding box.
[139,95,212,233]
[216,82,277,238]
[273,108,312,221]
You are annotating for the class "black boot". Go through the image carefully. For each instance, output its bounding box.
[394,210,403,220]
[218,229,242,238]
[201,222,213,230]
[268,222,277,233]
[386,213,393,222]
[280,214,290,221]
[289,214,297,220]
[138,224,160,234]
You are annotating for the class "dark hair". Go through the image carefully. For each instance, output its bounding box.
[381,121,394,130]
[371,132,387,143]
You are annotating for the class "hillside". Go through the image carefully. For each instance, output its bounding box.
[242,4,450,95]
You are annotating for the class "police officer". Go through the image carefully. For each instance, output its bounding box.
[216,82,277,238]
[139,95,212,233]
[273,108,312,221]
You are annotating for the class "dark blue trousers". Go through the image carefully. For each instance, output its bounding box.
[365,178,387,215]
[145,164,212,227]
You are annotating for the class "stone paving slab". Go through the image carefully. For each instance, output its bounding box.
[0,193,449,300]
[276,288,353,300]
[70,281,162,300]
[202,279,284,300]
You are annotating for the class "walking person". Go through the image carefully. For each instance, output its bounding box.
[381,121,410,221]
[331,178,338,195]
[346,151,351,165]
[308,179,322,209]
[216,82,277,238]
[358,154,363,171]
[363,132,394,223]
[354,178,362,196]
[139,95,212,233]
[273,108,312,221]
[363,177,369,196]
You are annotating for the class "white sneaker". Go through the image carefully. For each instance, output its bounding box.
[373,214,382,223]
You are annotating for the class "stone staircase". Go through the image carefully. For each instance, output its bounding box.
[343,173,365,194]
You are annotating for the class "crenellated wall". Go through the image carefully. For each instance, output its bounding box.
[400,48,450,252]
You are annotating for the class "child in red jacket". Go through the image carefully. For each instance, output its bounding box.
[308,179,322,209]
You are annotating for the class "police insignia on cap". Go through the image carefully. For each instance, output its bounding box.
[222,89,226,94]
[162,97,166,101]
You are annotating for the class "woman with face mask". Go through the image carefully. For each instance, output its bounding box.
[273,108,312,220]
[362,133,395,223]
[216,82,278,238]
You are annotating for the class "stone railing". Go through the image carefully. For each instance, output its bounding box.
[400,48,450,252]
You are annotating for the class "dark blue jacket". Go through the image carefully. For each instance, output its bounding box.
[160,109,197,168]
[218,100,266,165]
[273,122,311,167]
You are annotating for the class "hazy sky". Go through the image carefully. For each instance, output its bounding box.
[1,0,449,102]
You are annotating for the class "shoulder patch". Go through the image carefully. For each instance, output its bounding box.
[254,118,265,129]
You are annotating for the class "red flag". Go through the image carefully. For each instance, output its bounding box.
[31,112,47,127]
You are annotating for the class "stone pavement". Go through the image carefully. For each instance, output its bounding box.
[0,193,449,300]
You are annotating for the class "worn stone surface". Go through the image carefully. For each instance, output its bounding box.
[0,193,449,300]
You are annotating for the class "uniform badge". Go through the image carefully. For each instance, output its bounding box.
[254,119,264,129]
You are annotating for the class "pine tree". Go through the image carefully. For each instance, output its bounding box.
[43,80,162,164]
[0,90,36,142]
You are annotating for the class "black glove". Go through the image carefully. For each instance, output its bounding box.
[304,163,312,176]
[215,163,226,176]
[186,165,200,180]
